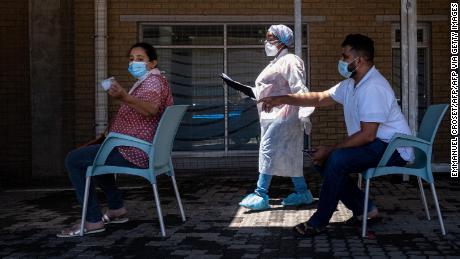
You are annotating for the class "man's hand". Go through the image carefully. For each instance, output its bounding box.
[258,91,337,111]
[108,82,128,101]
[311,146,334,166]
[257,96,285,112]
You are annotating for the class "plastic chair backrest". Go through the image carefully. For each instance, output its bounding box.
[412,104,448,167]
[152,105,188,168]
[417,104,448,144]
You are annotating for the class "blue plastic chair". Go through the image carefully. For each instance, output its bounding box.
[361,104,448,237]
[80,105,189,237]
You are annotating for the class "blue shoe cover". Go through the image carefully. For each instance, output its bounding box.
[239,193,270,210]
[281,191,313,206]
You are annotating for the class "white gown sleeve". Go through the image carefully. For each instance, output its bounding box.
[280,55,315,134]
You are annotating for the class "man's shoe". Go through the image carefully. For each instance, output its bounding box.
[282,191,314,206]
[293,222,326,237]
[239,193,270,210]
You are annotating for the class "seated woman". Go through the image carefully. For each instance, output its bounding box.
[58,42,173,237]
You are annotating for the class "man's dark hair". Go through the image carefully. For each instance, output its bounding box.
[128,42,158,61]
[341,34,374,62]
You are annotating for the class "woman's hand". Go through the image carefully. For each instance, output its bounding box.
[257,96,284,112]
[108,81,159,117]
[108,82,129,102]
[311,146,334,166]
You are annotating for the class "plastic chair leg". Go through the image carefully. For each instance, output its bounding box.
[362,178,370,238]
[152,183,166,237]
[80,176,92,236]
[417,177,430,220]
[430,183,446,235]
[171,175,186,222]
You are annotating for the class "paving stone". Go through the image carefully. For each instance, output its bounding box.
[333,252,350,257]
[0,175,459,257]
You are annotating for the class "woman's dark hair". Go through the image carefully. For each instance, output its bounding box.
[128,42,158,61]
[341,34,374,62]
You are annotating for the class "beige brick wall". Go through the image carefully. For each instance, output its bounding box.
[305,0,452,164]
[74,0,96,145]
[73,0,452,163]
[428,1,451,163]
[307,6,395,148]
[0,0,31,185]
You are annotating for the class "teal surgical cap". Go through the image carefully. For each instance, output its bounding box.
[268,24,294,47]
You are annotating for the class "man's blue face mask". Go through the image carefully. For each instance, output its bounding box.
[337,57,359,79]
[128,61,148,78]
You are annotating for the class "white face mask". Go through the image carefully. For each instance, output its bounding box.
[337,57,359,79]
[264,42,279,56]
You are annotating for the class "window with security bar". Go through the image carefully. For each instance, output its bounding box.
[141,24,309,152]
[392,23,431,125]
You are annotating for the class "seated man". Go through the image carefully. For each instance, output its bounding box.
[258,34,413,236]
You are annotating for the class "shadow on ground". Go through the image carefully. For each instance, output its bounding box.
[1,173,459,257]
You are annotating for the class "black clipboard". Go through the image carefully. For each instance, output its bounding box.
[220,73,256,99]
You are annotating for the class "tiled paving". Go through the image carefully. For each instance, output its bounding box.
[1,172,460,258]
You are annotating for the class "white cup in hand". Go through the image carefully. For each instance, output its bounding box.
[101,77,116,91]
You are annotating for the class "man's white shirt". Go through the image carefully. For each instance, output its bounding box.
[328,66,414,162]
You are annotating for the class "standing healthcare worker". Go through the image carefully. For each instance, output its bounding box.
[239,25,315,210]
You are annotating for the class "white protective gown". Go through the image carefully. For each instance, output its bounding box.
[253,49,314,177]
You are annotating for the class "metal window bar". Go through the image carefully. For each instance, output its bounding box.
[391,23,431,126]
[224,24,228,153]
[139,23,310,156]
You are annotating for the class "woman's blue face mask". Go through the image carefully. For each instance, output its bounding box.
[128,61,149,78]
[337,57,359,79]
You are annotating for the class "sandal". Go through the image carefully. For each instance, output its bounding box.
[102,213,129,224]
[56,224,105,238]
[293,222,326,237]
